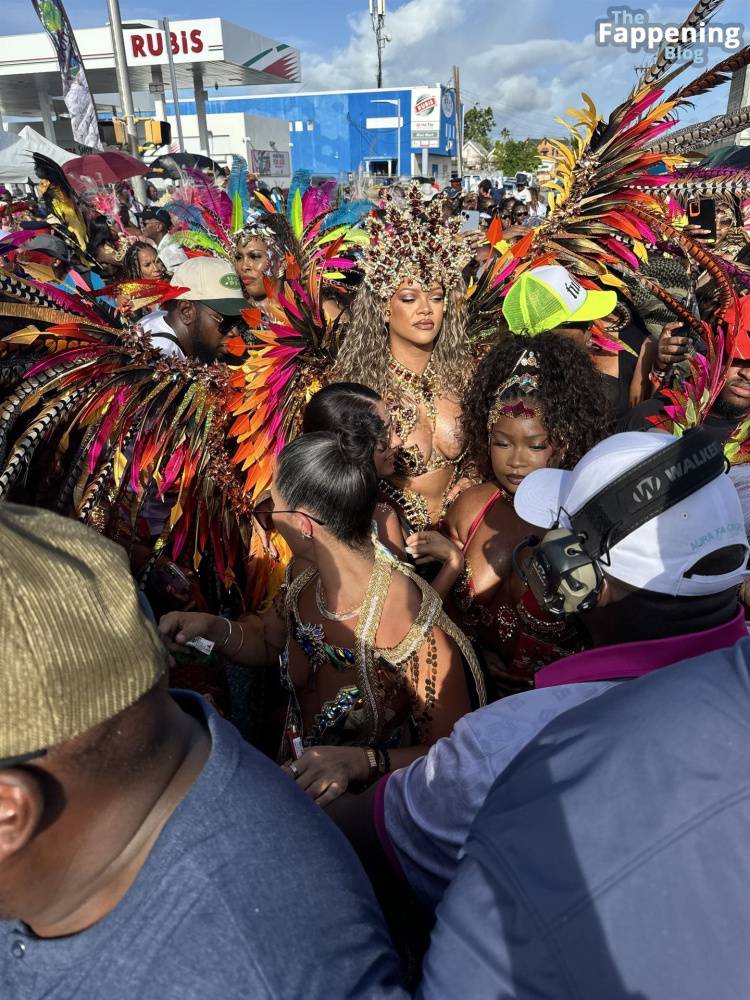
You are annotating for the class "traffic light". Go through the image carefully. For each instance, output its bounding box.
[98,118,127,147]
[143,120,171,147]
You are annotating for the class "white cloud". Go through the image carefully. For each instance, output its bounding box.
[298,0,742,139]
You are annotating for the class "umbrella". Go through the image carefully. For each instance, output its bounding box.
[148,152,225,179]
[63,151,149,189]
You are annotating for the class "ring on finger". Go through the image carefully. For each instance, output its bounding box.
[288,762,300,778]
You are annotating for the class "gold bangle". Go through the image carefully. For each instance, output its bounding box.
[363,747,378,781]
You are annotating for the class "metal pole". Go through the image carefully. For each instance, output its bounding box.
[162,17,184,153]
[369,0,386,88]
[452,66,463,177]
[377,16,383,88]
[396,96,401,177]
[106,0,138,159]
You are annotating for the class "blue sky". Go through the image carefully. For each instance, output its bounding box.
[6,0,748,138]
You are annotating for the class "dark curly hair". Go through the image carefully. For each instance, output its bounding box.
[121,240,159,280]
[463,331,609,480]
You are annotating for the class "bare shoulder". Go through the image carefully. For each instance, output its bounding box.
[445,482,500,541]
[374,570,424,648]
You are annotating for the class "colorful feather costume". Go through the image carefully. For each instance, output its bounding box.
[0,317,255,601]
[480,1,750,440]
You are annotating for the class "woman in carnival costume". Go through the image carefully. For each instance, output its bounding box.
[408,333,607,698]
[332,186,475,532]
[159,425,485,806]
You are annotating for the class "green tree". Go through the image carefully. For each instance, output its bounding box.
[463,105,496,147]
[492,138,541,176]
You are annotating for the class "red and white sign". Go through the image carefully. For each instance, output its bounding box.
[414,95,437,116]
[410,87,441,149]
[124,20,222,66]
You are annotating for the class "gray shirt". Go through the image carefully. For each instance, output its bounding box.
[0,693,407,1000]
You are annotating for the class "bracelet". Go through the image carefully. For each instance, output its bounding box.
[363,747,378,782]
[649,365,667,387]
[374,746,391,776]
[228,620,245,659]
[218,616,232,650]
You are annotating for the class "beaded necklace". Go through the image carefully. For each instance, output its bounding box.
[386,353,439,440]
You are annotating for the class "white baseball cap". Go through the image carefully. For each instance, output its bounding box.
[514,432,749,597]
[170,258,246,316]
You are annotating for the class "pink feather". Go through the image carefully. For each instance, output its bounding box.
[184,168,231,228]
[620,88,665,129]
[158,443,186,497]
[602,237,640,269]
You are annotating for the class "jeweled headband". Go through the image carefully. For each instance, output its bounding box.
[486,349,544,431]
[233,222,285,279]
[362,184,470,299]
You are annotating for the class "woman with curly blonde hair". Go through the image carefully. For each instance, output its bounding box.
[332,186,475,533]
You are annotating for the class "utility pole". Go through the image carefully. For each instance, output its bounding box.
[107,0,146,202]
[369,0,389,89]
[107,0,138,159]
[453,65,463,177]
[162,17,185,153]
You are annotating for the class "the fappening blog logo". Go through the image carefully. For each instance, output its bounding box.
[595,5,743,65]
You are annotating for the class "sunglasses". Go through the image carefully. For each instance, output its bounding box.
[198,303,241,336]
[253,498,326,533]
[0,749,47,769]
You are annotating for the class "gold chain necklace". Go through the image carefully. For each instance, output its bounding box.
[315,576,364,621]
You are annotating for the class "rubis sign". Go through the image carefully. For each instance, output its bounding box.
[410,87,441,149]
[129,28,204,59]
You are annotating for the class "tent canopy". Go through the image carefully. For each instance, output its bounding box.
[0,126,75,184]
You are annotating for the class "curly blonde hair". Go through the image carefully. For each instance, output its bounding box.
[332,283,472,397]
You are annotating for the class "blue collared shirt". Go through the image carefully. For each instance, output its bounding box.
[382,608,747,910]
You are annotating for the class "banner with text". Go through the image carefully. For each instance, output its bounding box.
[32,0,101,149]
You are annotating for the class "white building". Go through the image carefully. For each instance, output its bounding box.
[167,112,291,186]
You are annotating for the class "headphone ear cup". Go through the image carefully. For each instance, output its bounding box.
[535,528,603,616]
[557,560,602,614]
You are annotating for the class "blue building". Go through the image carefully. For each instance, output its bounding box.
[167,85,459,181]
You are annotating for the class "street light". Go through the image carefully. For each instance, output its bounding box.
[372,97,401,178]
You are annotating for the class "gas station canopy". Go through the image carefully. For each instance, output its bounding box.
[0,18,301,118]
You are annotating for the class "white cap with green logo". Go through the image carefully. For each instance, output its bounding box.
[171,258,247,316]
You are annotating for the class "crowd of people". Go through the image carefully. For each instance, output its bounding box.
[3,13,750,996]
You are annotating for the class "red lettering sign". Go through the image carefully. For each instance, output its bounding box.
[129,28,204,59]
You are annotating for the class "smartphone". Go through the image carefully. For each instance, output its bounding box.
[460,209,481,233]
[687,197,717,243]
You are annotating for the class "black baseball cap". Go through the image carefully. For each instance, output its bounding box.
[141,208,172,230]
[22,235,73,263]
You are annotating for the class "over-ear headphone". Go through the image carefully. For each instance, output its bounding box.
[513,428,726,617]
[514,529,603,616]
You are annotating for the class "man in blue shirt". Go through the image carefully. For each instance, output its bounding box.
[0,503,407,1000]
[420,637,750,1000]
